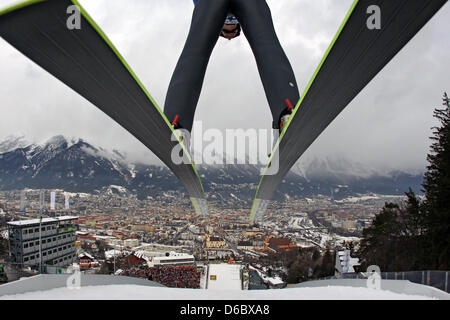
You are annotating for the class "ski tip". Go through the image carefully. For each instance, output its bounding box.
[249,198,269,224]
[191,197,208,216]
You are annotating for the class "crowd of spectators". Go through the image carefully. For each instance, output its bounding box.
[119,265,204,288]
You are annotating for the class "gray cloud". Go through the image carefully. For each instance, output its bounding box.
[0,0,449,172]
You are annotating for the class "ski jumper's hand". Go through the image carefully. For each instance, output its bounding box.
[221,23,241,40]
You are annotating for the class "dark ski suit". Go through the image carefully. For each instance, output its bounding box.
[164,0,300,132]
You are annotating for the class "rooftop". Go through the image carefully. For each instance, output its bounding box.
[154,254,194,261]
[0,275,447,300]
[7,216,78,227]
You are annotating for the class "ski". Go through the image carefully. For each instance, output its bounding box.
[0,0,208,215]
[250,0,447,223]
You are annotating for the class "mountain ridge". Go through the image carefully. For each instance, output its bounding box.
[0,135,424,204]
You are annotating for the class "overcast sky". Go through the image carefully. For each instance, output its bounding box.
[0,0,449,172]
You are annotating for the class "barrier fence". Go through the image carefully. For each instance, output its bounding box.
[322,270,449,293]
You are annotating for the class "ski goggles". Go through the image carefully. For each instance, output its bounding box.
[221,24,241,37]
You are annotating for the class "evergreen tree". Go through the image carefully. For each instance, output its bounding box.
[402,189,427,269]
[422,92,450,269]
[286,247,321,283]
[357,191,425,272]
[319,249,335,277]
[358,93,449,272]
[0,238,8,260]
[358,202,401,271]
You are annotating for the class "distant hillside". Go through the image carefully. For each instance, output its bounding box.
[0,135,424,204]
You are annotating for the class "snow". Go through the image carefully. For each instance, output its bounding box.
[0,285,438,300]
[207,264,242,290]
[335,195,380,203]
[335,235,361,244]
[79,252,94,260]
[250,266,284,287]
[267,277,284,286]
[105,250,129,259]
[7,216,78,226]
[162,192,176,198]
[335,194,406,204]
[287,215,315,229]
[65,137,79,150]
[63,191,89,198]
[128,165,137,179]
[77,193,90,198]
[108,185,127,194]
[0,135,30,153]
[43,135,67,148]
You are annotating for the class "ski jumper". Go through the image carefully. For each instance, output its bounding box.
[164,0,300,132]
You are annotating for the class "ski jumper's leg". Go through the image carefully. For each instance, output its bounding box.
[164,0,230,132]
[231,0,300,129]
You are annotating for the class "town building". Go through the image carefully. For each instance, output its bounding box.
[7,216,78,268]
[150,254,195,267]
[268,237,291,252]
[123,238,140,248]
[335,250,360,275]
[78,252,99,270]
[237,241,254,251]
[205,236,226,248]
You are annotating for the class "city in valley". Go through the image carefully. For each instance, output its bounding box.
[0,188,406,289]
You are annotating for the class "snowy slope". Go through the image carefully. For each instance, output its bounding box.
[207,264,242,290]
[0,285,439,300]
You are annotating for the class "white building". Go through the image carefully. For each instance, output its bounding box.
[335,250,360,275]
[150,254,195,267]
[123,238,140,248]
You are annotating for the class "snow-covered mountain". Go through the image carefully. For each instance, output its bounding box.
[291,155,422,181]
[0,135,424,204]
[1,135,139,191]
[293,156,383,181]
[0,135,30,154]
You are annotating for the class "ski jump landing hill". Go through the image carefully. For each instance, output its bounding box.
[206,263,242,290]
[0,273,449,300]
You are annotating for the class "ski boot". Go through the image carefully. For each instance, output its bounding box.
[269,99,295,157]
[171,115,191,154]
[279,98,295,133]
